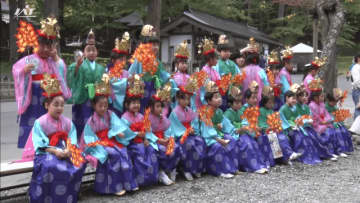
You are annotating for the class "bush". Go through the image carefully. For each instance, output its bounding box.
[61,53,110,67]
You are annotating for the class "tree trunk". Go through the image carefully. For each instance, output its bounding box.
[146,0,161,37]
[278,3,285,18]
[317,0,345,93]
[44,0,59,18]
[312,19,318,58]
[9,0,25,63]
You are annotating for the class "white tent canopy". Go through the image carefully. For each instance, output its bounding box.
[290,43,321,54]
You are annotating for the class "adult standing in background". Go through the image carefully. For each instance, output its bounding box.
[351,54,360,118]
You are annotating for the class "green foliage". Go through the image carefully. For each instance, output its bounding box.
[60,53,109,67]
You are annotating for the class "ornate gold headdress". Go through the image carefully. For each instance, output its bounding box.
[205,80,219,93]
[268,50,280,65]
[246,37,260,53]
[311,57,327,68]
[179,77,198,95]
[290,83,302,94]
[113,32,130,54]
[141,24,156,37]
[86,29,96,46]
[152,82,172,102]
[333,88,345,101]
[40,73,62,98]
[218,34,229,45]
[95,74,111,97]
[281,46,293,60]
[127,74,145,98]
[198,37,215,56]
[175,40,190,59]
[37,17,60,39]
[249,81,259,93]
[262,86,274,98]
[229,86,242,99]
[308,78,323,92]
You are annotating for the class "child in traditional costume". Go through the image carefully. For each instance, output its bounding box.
[82,74,138,196]
[230,52,246,73]
[325,88,354,154]
[29,74,84,203]
[169,81,206,181]
[67,29,105,135]
[258,91,302,165]
[13,17,71,148]
[303,57,325,95]
[199,81,239,178]
[308,79,351,159]
[108,32,131,117]
[276,46,293,102]
[236,86,269,173]
[128,24,170,113]
[293,83,337,161]
[121,75,160,187]
[266,50,283,111]
[148,87,182,185]
[242,38,269,104]
[279,90,322,165]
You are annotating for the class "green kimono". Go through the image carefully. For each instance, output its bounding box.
[212,108,225,137]
[258,107,273,130]
[224,108,243,129]
[325,102,341,128]
[215,59,241,76]
[279,104,299,131]
[296,103,311,116]
[67,59,105,104]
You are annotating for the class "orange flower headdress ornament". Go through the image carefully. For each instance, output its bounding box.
[16,20,39,53]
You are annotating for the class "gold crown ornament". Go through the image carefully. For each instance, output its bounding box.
[152,82,172,102]
[311,57,327,68]
[86,29,96,46]
[175,40,190,59]
[141,24,157,37]
[333,88,346,101]
[249,81,259,93]
[37,17,60,39]
[127,74,145,98]
[246,37,260,53]
[290,83,305,94]
[179,77,198,95]
[281,46,293,60]
[112,32,130,54]
[308,78,323,92]
[198,37,215,56]
[218,34,229,45]
[95,74,111,97]
[40,73,62,98]
[262,86,274,98]
[205,80,219,93]
[229,86,242,99]
[268,50,280,65]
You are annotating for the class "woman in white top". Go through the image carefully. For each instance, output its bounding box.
[351,54,360,119]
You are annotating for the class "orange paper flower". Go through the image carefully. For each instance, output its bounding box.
[198,105,214,126]
[143,108,152,133]
[333,109,351,123]
[109,60,126,79]
[266,112,282,134]
[266,69,275,87]
[15,20,39,53]
[232,72,246,86]
[67,139,85,168]
[339,90,347,107]
[192,70,208,88]
[180,126,193,144]
[295,115,312,126]
[217,74,232,96]
[241,107,260,137]
[130,43,158,75]
[166,136,175,155]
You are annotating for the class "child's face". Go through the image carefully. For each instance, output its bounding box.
[319,93,325,103]
[220,50,230,60]
[208,57,217,67]
[113,56,126,64]
[46,96,64,120]
[311,69,318,76]
[328,100,337,107]
[84,45,98,61]
[38,43,56,59]
[285,62,293,72]
[178,94,191,108]
[247,93,258,106]
[94,97,108,117]
[208,92,222,108]
[265,98,274,109]
[231,99,242,111]
[286,96,297,106]
[298,93,308,104]
[128,100,141,114]
[235,57,245,67]
[177,61,188,73]
[152,101,163,116]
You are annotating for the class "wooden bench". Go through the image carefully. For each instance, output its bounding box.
[0,161,95,201]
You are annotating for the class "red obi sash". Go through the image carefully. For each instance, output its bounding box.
[96,129,123,148]
[49,131,68,146]
[130,122,145,143]
[182,122,191,130]
[274,87,281,97]
[154,131,164,139]
[32,74,56,81]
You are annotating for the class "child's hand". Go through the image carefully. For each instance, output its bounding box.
[117,133,125,138]
[217,124,222,130]
[24,63,35,73]
[219,139,230,147]
[158,138,168,146]
[236,128,243,134]
[54,150,68,159]
[144,139,150,146]
[189,128,194,134]
[138,132,145,138]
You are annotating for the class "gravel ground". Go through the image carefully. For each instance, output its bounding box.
[3,146,359,203]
